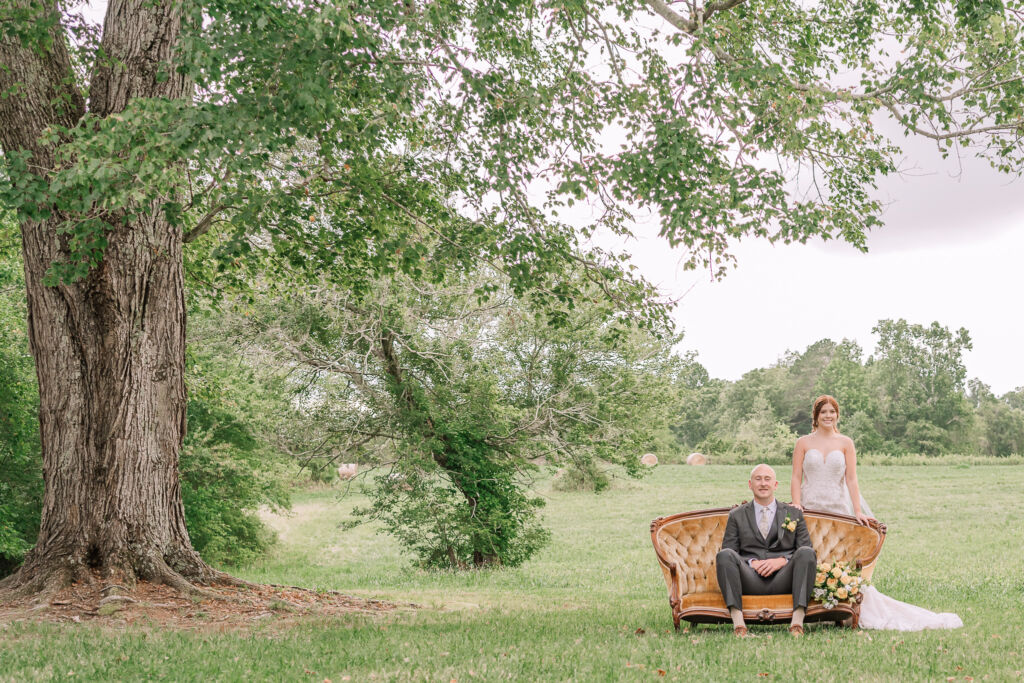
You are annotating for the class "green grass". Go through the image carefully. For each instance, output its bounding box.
[3,464,1024,681]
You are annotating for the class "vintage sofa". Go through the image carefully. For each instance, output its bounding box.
[650,506,886,629]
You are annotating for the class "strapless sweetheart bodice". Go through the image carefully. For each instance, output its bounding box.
[801,448,849,515]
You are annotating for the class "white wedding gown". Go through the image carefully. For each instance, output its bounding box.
[801,449,963,631]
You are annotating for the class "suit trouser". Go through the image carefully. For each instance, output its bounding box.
[715,546,816,611]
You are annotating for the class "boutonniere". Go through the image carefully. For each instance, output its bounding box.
[782,514,797,533]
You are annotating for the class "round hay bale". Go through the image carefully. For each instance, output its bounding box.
[686,452,707,466]
[336,463,358,480]
[639,453,658,466]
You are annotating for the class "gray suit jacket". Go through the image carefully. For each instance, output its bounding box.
[720,500,813,564]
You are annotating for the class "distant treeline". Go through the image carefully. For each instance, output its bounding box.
[671,319,1024,458]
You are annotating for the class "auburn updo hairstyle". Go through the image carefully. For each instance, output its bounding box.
[812,395,841,431]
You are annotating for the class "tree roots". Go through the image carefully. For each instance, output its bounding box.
[0,548,250,606]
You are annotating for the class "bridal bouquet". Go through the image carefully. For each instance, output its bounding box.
[812,561,866,608]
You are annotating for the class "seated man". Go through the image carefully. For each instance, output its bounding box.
[716,463,816,637]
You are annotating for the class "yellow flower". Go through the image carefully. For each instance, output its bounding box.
[850,585,860,595]
[840,573,850,583]
[826,577,838,588]
[816,572,827,584]
[830,566,843,578]
[836,587,849,600]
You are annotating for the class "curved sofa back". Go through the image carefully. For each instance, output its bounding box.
[651,507,887,596]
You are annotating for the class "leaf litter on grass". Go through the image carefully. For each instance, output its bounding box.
[0,569,404,631]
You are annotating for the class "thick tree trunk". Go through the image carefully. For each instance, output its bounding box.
[8,207,219,594]
[0,1,220,595]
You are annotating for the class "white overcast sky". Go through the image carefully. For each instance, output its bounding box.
[612,131,1024,396]
[77,1,1024,395]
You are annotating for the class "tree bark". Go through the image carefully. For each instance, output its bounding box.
[0,1,220,595]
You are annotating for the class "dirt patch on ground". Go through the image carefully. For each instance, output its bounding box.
[0,573,402,631]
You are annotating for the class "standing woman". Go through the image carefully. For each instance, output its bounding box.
[790,395,872,523]
[789,395,962,631]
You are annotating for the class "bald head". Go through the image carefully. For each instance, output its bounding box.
[748,463,778,505]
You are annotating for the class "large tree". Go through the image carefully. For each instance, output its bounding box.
[869,318,973,453]
[2,0,1022,595]
[224,262,682,568]
[0,2,209,594]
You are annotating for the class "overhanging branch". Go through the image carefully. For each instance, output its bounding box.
[641,0,1024,143]
[183,203,228,243]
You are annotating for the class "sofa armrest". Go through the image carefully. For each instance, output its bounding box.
[672,560,691,597]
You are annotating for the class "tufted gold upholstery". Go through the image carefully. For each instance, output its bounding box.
[651,507,886,628]
[655,513,728,596]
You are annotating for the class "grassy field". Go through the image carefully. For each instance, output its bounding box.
[2,463,1024,681]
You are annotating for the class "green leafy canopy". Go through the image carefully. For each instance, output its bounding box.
[6,0,1022,303]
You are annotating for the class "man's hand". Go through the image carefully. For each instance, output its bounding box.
[750,557,787,577]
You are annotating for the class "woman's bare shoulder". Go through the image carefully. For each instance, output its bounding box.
[794,434,814,447]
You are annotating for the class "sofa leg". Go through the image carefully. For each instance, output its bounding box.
[851,611,860,629]
[673,613,681,631]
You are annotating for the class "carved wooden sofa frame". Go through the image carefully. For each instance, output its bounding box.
[651,506,886,630]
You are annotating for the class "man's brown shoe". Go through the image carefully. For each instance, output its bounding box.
[733,626,749,638]
[788,624,804,637]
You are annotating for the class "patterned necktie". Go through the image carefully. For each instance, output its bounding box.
[759,507,771,538]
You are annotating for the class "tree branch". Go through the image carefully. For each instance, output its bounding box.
[703,0,749,24]
[877,98,1024,141]
[642,0,1024,143]
[183,203,228,243]
[644,0,696,34]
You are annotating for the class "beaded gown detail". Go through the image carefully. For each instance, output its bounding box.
[801,449,962,631]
